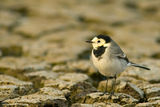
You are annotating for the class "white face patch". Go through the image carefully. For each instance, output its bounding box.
[91,37,110,49]
[103,43,110,47]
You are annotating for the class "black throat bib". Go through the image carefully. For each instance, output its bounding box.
[93,46,106,58]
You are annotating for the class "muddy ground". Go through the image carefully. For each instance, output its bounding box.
[0,0,160,107]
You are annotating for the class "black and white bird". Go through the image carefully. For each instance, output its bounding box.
[86,34,150,95]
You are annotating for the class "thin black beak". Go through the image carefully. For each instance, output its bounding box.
[86,40,93,43]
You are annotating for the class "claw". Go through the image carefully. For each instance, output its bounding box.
[108,91,114,99]
[99,92,109,96]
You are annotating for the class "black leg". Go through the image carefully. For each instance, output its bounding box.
[105,77,108,93]
[100,76,108,96]
[108,74,117,99]
[100,75,117,97]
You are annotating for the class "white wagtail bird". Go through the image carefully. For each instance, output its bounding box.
[86,34,150,96]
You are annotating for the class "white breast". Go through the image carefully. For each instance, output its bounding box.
[91,50,127,77]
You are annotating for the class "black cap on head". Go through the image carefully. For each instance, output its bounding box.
[97,34,111,43]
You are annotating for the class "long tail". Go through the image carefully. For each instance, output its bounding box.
[129,62,150,70]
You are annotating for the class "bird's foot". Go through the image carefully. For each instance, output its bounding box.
[99,91,109,96]
[99,91,115,99]
[108,91,114,99]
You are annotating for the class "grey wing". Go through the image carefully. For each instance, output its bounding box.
[115,53,129,63]
[110,40,129,63]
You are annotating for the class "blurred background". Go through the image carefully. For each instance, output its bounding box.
[0,0,160,106]
[0,0,160,63]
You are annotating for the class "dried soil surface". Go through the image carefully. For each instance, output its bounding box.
[0,0,160,107]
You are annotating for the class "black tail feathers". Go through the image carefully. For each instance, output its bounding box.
[129,62,150,70]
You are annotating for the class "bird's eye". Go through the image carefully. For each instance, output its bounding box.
[97,40,100,43]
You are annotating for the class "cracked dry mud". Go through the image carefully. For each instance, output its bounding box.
[0,0,160,107]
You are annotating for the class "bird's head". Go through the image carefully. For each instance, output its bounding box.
[86,34,111,49]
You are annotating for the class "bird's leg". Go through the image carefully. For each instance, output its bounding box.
[100,75,117,97]
[100,76,108,96]
[108,74,117,99]
[111,74,117,94]
[105,77,109,93]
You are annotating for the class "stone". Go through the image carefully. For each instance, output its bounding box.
[59,73,89,83]
[0,35,25,57]
[38,87,66,95]
[0,50,2,57]
[43,73,91,90]
[0,57,23,71]
[117,76,148,85]
[98,77,145,100]
[52,64,68,72]
[26,0,68,17]
[146,87,160,98]
[69,82,97,104]
[14,17,77,38]
[2,88,68,107]
[0,45,23,57]
[116,82,144,100]
[136,100,160,107]
[25,70,60,80]
[0,85,19,101]
[25,71,61,88]
[0,57,50,72]
[23,62,51,71]
[93,102,122,107]
[72,102,122,107]
[0,75,33,101]
[41,73,94,105]
[44,79,72,90]
[0,25,94,66]
[0,10,21,28]
[38,30,92,64]
[148,96,160,102]
[80,92,138,106]
[138,0,160,14]
[0,75,33,90]
[67,60,91,72]
[139,83,160,99]
[72,103,92,107]
[52,60,91,73]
